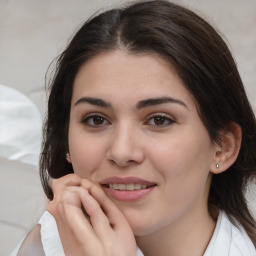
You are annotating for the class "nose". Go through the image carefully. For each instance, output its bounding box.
[106,124,144,167]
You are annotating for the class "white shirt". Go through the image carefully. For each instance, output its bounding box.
[11,210,256,256]
[204,211,256,256]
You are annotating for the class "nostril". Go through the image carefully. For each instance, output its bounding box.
[109,158,135,167]
[127,159,137,165]
[107,143,144,166]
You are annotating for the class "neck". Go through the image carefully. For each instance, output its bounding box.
[136,206,217,256]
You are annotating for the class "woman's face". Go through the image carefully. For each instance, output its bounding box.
[68,50,218,236]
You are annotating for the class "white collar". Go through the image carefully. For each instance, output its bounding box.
[38,210,255,256]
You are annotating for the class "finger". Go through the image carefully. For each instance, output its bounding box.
[60,188,101,248]
[54,200,96,255]
[52,201,78,251]
[51,174,82,195]
[48,187,90,255]
[79,182,135,250]
[79,187,113,237]
[48,174,82,215]
[80,180,131,231]
[60,187,95,233]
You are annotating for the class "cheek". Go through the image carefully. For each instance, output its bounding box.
[139,132,214,231]
[149,128,214,196]
[68,133,106,178]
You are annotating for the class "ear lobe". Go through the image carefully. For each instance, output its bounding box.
[210,122,242,174]
[66,153,72,163]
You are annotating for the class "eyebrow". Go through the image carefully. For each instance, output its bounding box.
[136,97,188,109]
[74,97,112,108]
[74,96,187,109]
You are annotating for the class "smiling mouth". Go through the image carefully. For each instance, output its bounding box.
[101,178,157,201]
[103,183,156,191]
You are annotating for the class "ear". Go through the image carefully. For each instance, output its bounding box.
[66,153,72,163]
[210,122,242,174]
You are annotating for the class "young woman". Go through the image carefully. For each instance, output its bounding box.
[15,0,256,255]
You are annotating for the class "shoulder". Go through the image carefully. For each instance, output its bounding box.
[16,224,45,256]
[222,213,256,256]
[11,211,65,256]
[204,211,256,256]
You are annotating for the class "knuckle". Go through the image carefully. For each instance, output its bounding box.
[60,187,76,203]
[51,174,82,194]
[81,178,92,189]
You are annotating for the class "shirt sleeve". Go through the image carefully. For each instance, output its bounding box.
[39,211,65,256]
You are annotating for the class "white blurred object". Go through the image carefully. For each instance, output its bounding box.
[0,84,46,256]
[0,84,42,166]
[246,182,256,218]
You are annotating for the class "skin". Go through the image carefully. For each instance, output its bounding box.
[48,50,241,256]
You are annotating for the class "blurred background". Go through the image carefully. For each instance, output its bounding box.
[0,0,255,255]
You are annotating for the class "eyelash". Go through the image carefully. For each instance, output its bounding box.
[145,114,175,127]
[81,113,175,128]
[82,113,109,128]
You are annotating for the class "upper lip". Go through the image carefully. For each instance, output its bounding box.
[100,176,157,186]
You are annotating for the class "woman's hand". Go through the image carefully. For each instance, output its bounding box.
[47,174,138,256]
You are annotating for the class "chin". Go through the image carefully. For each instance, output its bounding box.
[121,209,156,237]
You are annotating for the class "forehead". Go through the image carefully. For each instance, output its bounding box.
[71,50,196,108]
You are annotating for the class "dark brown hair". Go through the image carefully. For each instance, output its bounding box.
[40,0,256,243]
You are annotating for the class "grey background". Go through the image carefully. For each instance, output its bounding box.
[0,0,255,112]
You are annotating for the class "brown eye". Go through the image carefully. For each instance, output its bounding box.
[82,114,109,127]
[147,114,174,127]
[154,116,167,125]
[92,116,105,125]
